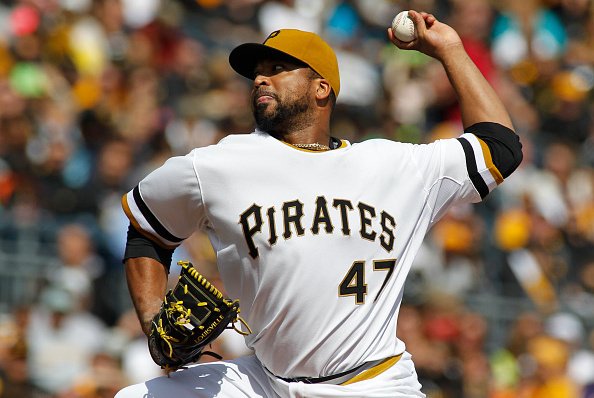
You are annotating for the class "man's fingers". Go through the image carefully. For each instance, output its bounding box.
[387,27,416,49]
[422,12,437,26]
[387,27,395,42]
[407,10,427,36]
[420,12,437,26]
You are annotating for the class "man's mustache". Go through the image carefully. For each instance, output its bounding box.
[252,89,278,104]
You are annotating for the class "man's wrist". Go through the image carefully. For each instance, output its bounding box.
[141,316,156,336]
[436,43,466,64]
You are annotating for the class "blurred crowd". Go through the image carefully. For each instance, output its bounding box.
[0,0,593,397]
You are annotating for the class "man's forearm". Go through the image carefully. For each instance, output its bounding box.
[440,44,513,130]
[125,257,169,336]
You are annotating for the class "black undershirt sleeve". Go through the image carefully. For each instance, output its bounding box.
[464,122,523,178]
[123,223,175,272]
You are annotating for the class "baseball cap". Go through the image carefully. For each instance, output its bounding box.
[229,29,340,97]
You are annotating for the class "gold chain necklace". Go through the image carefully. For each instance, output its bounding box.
[291,142,331,151]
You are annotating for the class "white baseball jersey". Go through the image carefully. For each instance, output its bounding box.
[122,129,501,379]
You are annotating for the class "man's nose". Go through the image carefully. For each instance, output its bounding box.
[254,73,270,87]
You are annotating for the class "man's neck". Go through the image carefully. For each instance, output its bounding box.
[269,125,331,147]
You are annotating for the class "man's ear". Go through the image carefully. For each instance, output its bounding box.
[315,79,332,100]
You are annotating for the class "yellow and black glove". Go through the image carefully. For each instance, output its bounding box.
[148,260,250,373]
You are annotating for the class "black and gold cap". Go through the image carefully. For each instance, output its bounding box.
[229,29,340,97]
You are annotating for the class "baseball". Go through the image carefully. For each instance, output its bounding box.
[391,11,416,42]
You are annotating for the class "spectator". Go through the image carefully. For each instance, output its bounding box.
[26,286,108,395]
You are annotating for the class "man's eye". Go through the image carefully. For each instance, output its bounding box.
[253,64,285,78]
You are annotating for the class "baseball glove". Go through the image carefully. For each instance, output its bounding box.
[148,260,251,373]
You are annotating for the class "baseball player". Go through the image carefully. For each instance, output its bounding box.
[116,10,522,398]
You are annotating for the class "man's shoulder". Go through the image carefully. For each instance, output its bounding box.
[186,131,267,168]
[350,137,415,152]
[190,131,263,154]
[216,131,264,146]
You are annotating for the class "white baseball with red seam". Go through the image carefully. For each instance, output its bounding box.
[391,11,416,42]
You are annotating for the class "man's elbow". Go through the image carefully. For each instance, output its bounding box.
[506,132,523,176]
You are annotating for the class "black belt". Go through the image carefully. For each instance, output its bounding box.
[272,363,366,384]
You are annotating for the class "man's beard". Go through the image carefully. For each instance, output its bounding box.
[253,91,311,136]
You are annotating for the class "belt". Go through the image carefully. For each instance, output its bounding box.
[268,354,402,385]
